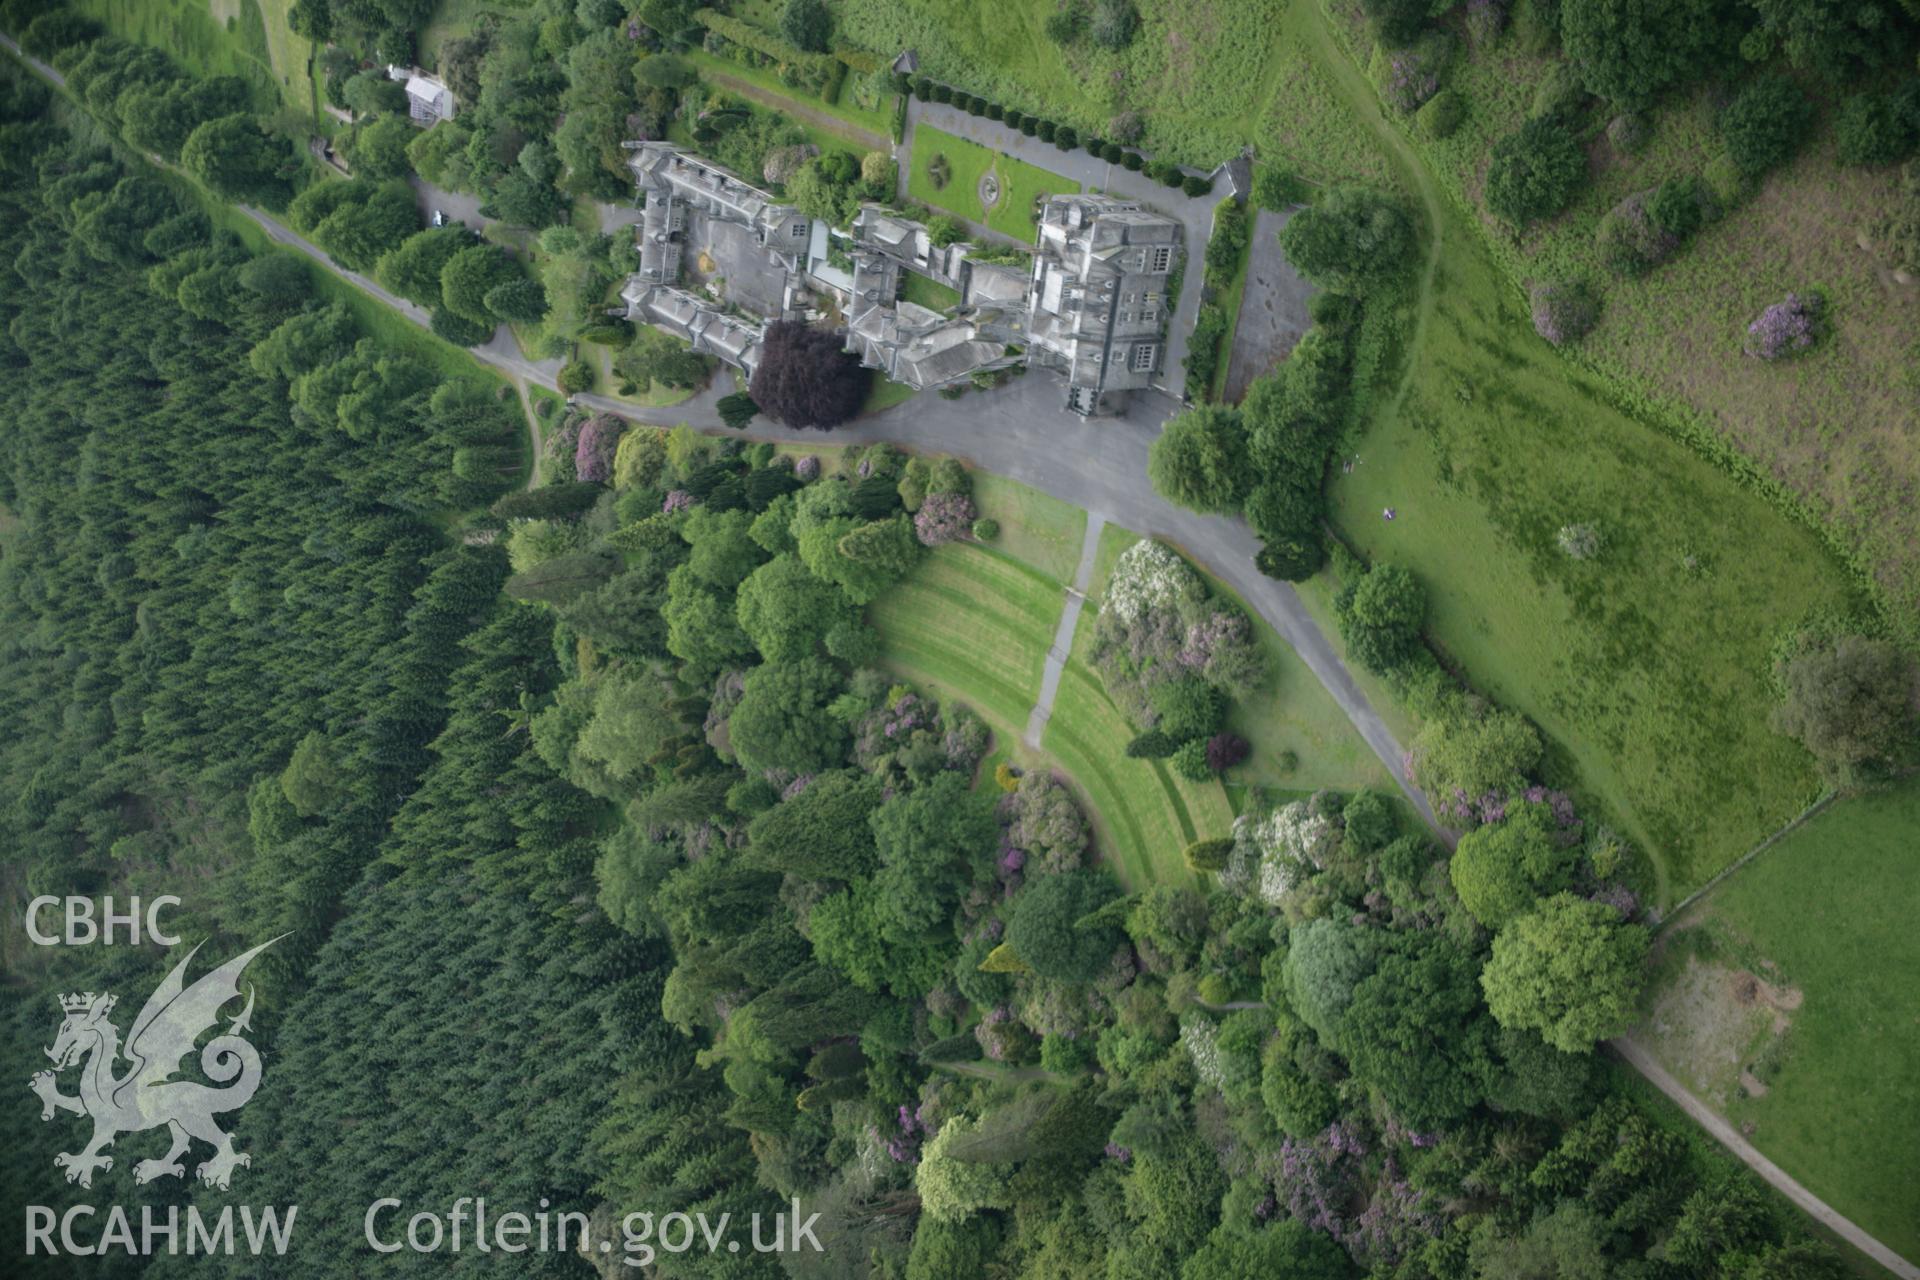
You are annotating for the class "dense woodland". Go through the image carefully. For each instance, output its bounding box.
[0,7,1906,1280]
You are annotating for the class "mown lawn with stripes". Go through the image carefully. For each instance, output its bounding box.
[1045,617,1238,892]
[869,543,1060,733]
[871,530,1238,893]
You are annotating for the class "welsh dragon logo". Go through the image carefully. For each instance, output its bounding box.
[28,938,280,1191]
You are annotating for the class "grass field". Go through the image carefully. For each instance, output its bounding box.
[588,343,699,409]
[684,48,894,144]
[1319,0,1920,637]
[1327,223,1855,902]
[900,271,962,312]
[419,0,537,65]
[1207,575,1393,798]
[970,473,1084,585]
[1054,525,1315,889]
[908,124,1080,240]
[870,543,1060,733]
[834,0,1387,182]
[859,374,918,416]
[1639,783,1920,1261]
[72,0,313,115]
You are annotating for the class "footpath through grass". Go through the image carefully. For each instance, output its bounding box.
[869,542,1059,735]
[1654,783,1920,1261]
[866,501,1248,893]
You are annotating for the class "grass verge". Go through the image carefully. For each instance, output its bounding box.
[1643,783,1920,1261]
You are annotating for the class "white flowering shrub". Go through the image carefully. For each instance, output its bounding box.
[1231,800,1337,907]
[1180,1016,1226,1091]
[1102,539,1203,624]
[1219,813,1261,896]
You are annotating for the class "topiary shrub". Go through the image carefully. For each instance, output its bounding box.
[1006,870,1124,982]
[1182,174,1213,197]
[1038,119,1057,142]
[1595,189,1677,275]
[1020,116,1040,137]
[1122,150,1144,171]
[717,390,759,428]
[1040,1032,1095,1073]
[1184,837,1235,872]
[987,102,1004,120]
[1125,730,1177,758]
[1055,124,1078,150]
[1101,141,1125,163]
[920,1030,982,1062]
[1647,175,1709,240]
[806,1041,867,1080]
[1528,279,1599,346]
[971,517,999,540]
[1743,291,1824,361]
[796,1077,863,1110]
[1380,45,1442,116]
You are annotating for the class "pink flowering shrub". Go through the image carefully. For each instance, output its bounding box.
[871,1103,928,1163]
[1744,292,1823,360]
[662,489,693,513]
[1465,0,1506,47]
[1596,190,1678,275]
[794,455,820,481]
[1529,280,1599,346]
[1346,1161,1446,1269]
[973,1006,1034,1062]
[914,491,976,545]
[573,413,624,483]
[1384,50,1440,115]
[1000,770,1090,874]
[544,414,582,481]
